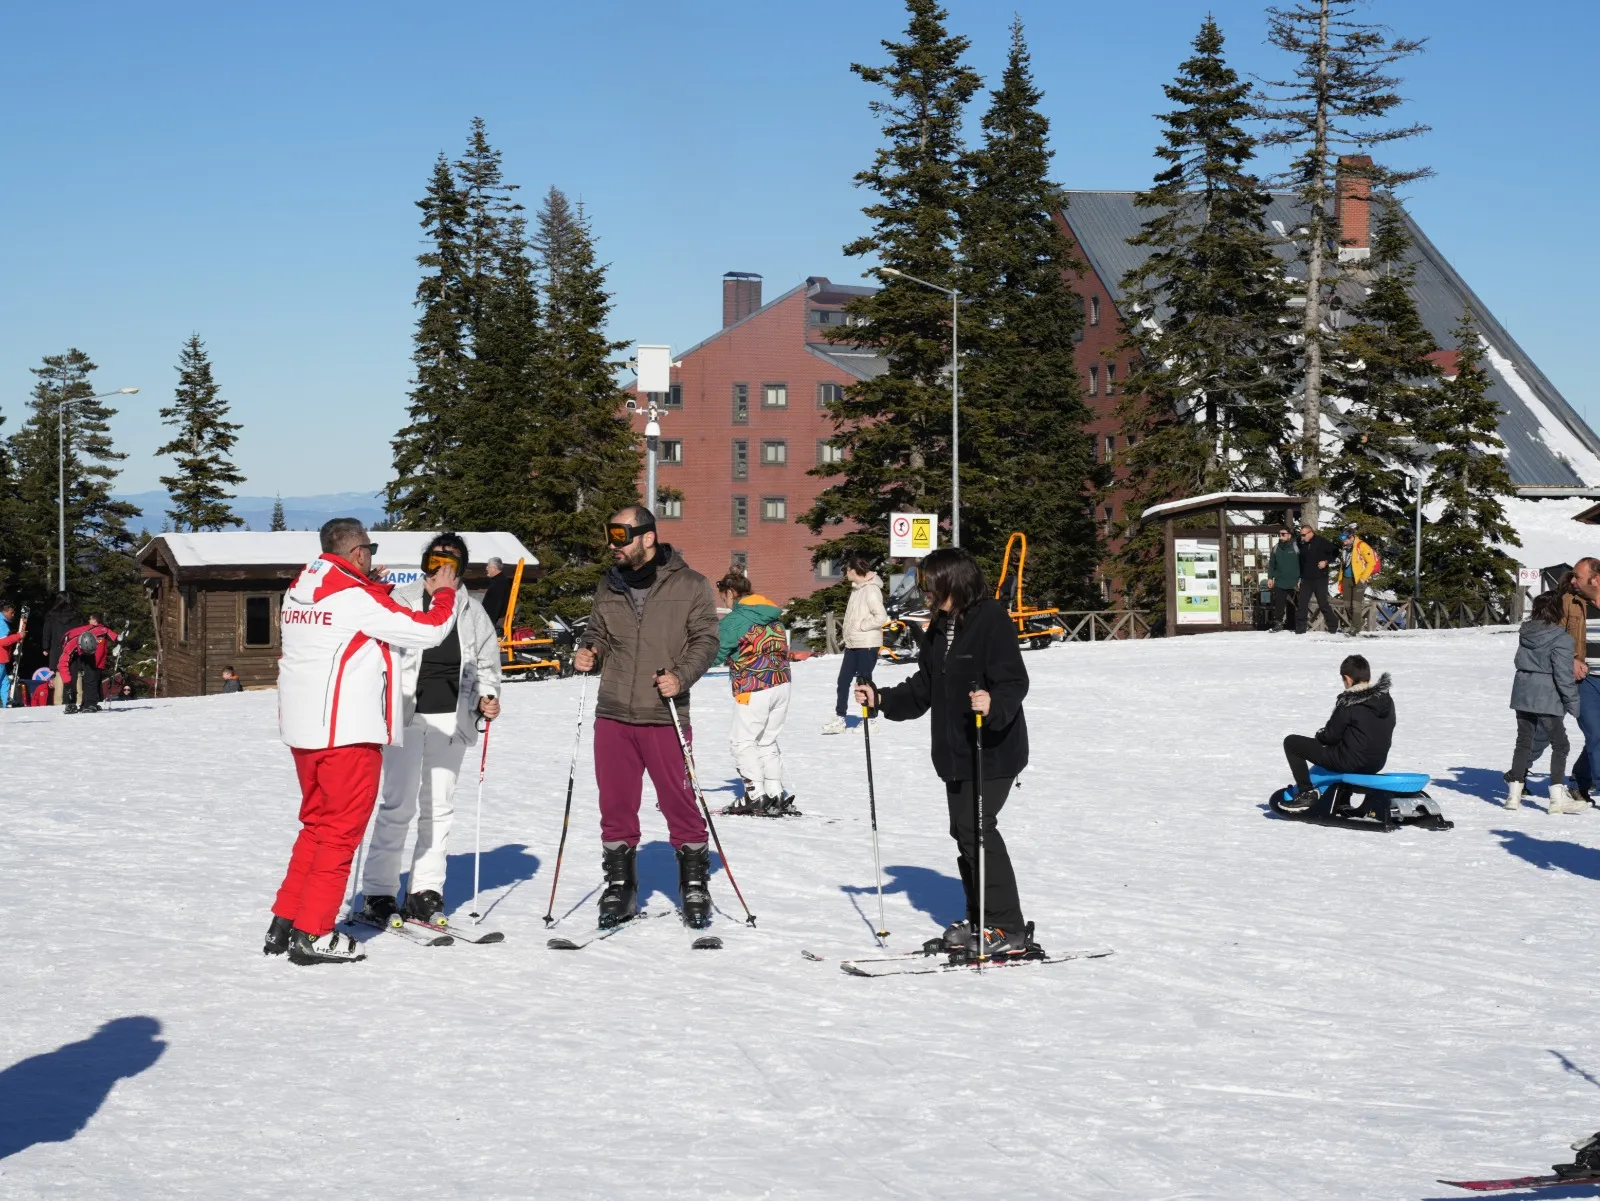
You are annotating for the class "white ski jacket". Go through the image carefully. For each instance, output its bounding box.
[389,579,501,745]
[843,573,887,649]
[277,554,459,750]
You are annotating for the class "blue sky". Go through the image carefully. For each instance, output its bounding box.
[1,1,1592,499]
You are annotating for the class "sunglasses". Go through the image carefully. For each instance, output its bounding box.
[350,542,378,556]
[606,521,655,548]
[423,550,463,576]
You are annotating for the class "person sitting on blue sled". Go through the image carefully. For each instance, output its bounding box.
[1280,653,1395,811]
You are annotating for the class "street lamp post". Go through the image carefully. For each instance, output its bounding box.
[57,387,139,591]
[879,267,961,548]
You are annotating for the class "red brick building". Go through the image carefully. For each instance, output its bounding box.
[626,273,884,604]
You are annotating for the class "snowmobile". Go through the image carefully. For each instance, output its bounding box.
[879,588,930,664]
[994,532,1066,650]
[1268,766,1452,831]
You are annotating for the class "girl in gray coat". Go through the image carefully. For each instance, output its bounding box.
[1506,589,1583,812]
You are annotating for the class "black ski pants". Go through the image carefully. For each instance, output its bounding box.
[944,774,1024,932]
[1270,587,1297,630]
[73,657,102,708]
[1510,711,1569,784]
[1295,574,1340,634]
[1283,734,1342,793]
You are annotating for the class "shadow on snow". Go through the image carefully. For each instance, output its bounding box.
[1492,828,1600,882]
[841,863,965,928]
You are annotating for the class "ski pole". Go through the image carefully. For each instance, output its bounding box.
[859,677,888,942]
[974,709,986,968]
[467,721,491,922]
[543,672,590,926]
[662,682,756,927]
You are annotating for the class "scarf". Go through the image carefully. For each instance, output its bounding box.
[618,543,671,591]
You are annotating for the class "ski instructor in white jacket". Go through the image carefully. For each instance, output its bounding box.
[265,518,460,966]
[357,532,502,930]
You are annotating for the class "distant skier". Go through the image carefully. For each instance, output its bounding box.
[58,615,117,714]
[571,506,720,929]
[1278,654,1395,811]
[853,547,1035,960]
[1504,589,1582,812]
[0,601,24,708]
[357,532,502,930]
[264,518,460,966]
[822,555,885,734]
[713,568,793,815]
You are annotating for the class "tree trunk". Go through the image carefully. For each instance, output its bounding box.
[1298,0,1332,521]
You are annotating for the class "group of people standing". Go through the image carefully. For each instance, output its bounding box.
[262,504,1039,966]
[0,594,120,712]
[1265,523,1379,636]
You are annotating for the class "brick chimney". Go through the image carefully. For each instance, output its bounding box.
[1337,155,1372,262]
[722,272,763,327]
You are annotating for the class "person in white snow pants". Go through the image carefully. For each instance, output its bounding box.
[359,533,502,927]
[714,569,794,815]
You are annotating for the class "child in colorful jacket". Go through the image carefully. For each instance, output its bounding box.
[714,569,794,816]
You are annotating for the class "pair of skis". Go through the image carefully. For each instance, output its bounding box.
[348,910,505,948]
[802,944,1115,978]
[546,909,723,952]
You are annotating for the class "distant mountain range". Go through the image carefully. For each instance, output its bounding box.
[115,490,388,534]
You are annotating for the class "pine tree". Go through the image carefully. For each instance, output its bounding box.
[957,18,1104,606]
[156,335,244,531]
[270,495,286,531]
[1411,310,1520,609]
[1113,17,1295,609]
[1255,0,1430,514]
[519,188,640,618]
[388,153,469,528]
[1325,199,1437,562]
[803,0,981,570]
[7,350,147,640]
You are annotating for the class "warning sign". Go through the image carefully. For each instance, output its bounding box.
[889,512,938,558]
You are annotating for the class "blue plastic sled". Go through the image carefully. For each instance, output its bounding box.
[1269,767,1452,831]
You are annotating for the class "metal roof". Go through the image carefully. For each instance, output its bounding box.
[807,344,890,380]
[1061,191,1600,488]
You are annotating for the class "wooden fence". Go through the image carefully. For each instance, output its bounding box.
[1309,596,1517,634]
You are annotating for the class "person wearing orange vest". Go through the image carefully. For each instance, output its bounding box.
[1339,529,1381,636]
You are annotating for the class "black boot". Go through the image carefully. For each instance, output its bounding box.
[402,889,446,928]
[597,842,638,928]
[356,894,399,928]
[263,915,294,956]
[1556,1133,1600,1180]
[677,843,712,930]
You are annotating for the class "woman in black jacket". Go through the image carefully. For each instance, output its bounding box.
[855,547,1033,959]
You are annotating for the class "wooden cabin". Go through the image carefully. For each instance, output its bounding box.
[137,531,537,697]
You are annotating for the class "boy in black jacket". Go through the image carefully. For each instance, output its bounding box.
[1280,654,1395,810]
[855,548,1032,960]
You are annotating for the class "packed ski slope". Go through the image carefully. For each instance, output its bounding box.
[6,628,1600,1199]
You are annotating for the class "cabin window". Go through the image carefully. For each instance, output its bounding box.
[181,587,196,645]
[244,595,274,648]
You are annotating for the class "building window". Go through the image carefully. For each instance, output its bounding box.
[818,381,844,407]
[818,440,844,466]
[815,557,842,579]
[1106,363,1117,396]
[244,595,273,648]
[658,495,683,519]
[667,383,682,408]
[180,587,195,645]
[1104,434,1116,461]
[732,383,749,425]
[762,383,788,409]
[1088,364,1098,396]
[1090,296,1100,327]
[731,551,748,571]
[732,439,748,481]
[761,440,787,466]
[1126,433,1137,448]
[761,496,787,522]
[658,439,682,465]
[1073,296,1085,343]
[1103,503,1115,525]
[732,496,748,536]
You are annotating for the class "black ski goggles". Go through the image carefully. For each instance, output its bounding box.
[606,520,655,548]
[422,549,465,576]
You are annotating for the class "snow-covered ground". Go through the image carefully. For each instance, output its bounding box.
[7,628,1600,1199]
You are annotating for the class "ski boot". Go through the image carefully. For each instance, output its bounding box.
[79,702,101,714]
[722,781,761,816]
[402,889,447,928]
[924,919,971,956]
[759,793,802,818]
[597,842,638,928]
[1555,1133,1600,1180]
[948,922,1046,965]
[677,843,713,930]
[63,703,78,715]
[287,928,367,965]
[356,894,400,928]
[263,914,294,956]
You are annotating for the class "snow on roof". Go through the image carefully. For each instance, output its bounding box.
[141,531,536,570]
[1138,492,1307,522]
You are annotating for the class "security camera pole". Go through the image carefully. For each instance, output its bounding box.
[628,345,674,512]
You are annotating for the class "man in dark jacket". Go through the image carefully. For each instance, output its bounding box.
[1265,528,1300,631]
[40,593,81,706]
[1280,654,1395,809]
[1294,523,1341,634]
[572,506,721,928]
[480,557,513,635]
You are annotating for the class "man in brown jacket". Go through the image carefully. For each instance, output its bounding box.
[573,506,721,927]
[1562,560,1600,804]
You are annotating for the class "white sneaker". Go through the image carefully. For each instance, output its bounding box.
[820,716,848,735]
[1505,780,1524,810]
[1548,784,1587,815]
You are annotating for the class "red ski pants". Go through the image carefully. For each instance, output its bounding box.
[593,717,707,848]
[273,744,383,936]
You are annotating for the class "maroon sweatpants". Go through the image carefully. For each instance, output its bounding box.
[593,716,707,848]
[273,744,383,936]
